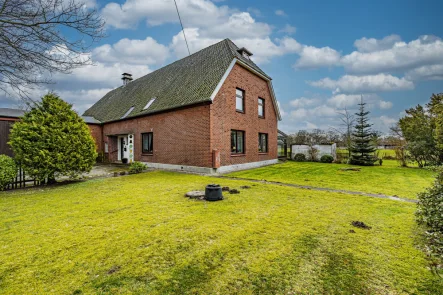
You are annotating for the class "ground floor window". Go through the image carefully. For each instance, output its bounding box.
[231,130,245,154]
[259,133,268,153]
[142,132,153,154]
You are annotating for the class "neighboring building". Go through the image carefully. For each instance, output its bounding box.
[0,108,25,157]
[291,143,337,160]
[83,39,281,173]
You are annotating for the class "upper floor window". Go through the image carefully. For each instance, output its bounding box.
[258,98,265,118]
[236,88,245,113]
[142,132,153,154]
[231,130,245,154]
[258,133,268,153]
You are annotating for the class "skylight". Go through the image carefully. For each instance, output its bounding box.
[143,98,156,110]
[121,106,134,119]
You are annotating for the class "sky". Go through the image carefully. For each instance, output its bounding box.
[1,0,442,134]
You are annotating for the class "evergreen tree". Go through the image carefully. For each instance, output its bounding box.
[349,98,377,166]
[9,93,97,183]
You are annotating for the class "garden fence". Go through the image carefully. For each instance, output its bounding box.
[4,164,43,190]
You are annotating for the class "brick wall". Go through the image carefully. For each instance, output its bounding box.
[210,64,278,166]
[86,63,278,169]
[100,104,213,167]
[87,124,103,153]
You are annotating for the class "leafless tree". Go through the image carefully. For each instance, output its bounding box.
[333,107,355,157]
[0,0,105,101]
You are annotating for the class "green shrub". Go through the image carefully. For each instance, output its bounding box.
[129,161,147,174]
[293,153,306,162]
[9,93,97,182]
[320,155,334,163]
[416,173,443,270]
[0,155,17,190]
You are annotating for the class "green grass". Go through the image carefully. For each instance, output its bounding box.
[228,160,435,199]
[0,171,441,294]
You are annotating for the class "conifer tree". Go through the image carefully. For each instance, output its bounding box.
[9,93,97,183]
[349,98,377,166]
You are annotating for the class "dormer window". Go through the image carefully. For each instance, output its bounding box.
[143,98,156,110]
[237,47,253,60]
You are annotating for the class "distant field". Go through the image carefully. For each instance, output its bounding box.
[228,160,435,199]
[337,148,397,158]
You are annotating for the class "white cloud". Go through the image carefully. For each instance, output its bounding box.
[279,24,296,35]
[305,121,318,129]
[54,88,113,114]
[92,37,169,65]
[289,97,320,108]
[342,35,443,74]
[295,46,341,69]
[170,29,301,63]
[277,101,286,117]
[374,115,398,131]
[275,10,286,16]
[379,100,393,109]
[327,94,362,109]
[54,56,152,90]
[290,105,337,120]
[353,34,402,53]
[326,93,392,110]
[101,0,272,41]
[101,0,230,29]
[202,12,271,39]
[309,74,414,93]
[405,64,443,81]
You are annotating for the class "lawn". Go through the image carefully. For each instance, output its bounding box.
[0,171,441,294]
[228,160,435,199]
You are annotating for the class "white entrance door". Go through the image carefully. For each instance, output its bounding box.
[118,135,129,161]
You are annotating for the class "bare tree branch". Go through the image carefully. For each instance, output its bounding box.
[0,0,105,101]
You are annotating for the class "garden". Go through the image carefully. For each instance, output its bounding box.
[1,170,442,294]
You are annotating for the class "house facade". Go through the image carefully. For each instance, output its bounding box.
[83,39,281,173]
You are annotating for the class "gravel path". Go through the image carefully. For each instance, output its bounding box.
[215,176,418,203]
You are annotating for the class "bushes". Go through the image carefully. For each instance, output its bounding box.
[416,173,443,270]
[0,155,17,190]
[9,93,97,182]
[320,155,334,163]
[294,153,336,163]
[129,161,147,174]
[293,153,306,162]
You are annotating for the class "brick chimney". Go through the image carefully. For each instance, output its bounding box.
[122,73,133,86]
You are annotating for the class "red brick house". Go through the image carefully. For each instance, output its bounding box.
[83,39,281,173]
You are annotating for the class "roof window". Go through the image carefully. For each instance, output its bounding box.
[121,106,135,119]
[143,98,156,110]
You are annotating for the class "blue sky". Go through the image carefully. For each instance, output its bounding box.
[1,0,442,134]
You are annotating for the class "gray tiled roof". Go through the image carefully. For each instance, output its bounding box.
[0,108,25,118]
[82,116,101,124]
[83,39,271,123]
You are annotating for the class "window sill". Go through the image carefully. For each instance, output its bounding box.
[258,116,265,119]
[142,153,154,156]
[231,153,246,157]
[258,152,268,155]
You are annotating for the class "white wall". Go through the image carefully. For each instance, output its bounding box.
[291,143,337,160]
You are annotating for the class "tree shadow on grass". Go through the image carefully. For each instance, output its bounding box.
[318,251,369,295]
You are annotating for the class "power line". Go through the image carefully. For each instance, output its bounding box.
[173,0,191,56]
